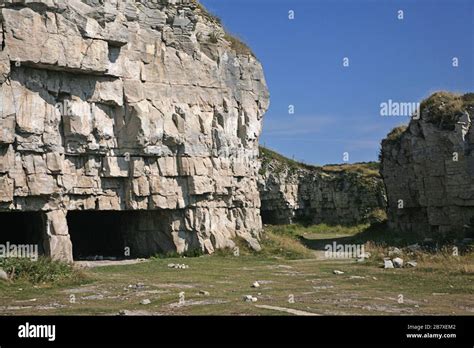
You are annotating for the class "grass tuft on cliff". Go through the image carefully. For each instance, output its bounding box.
[223,32,255,57]
[193,1,255,57]
[420,91,473,129]
[383,125,408,145]
[379,125,408,162]
[260,146,317,172]
[192,0,221,24]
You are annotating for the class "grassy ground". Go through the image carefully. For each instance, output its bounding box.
[0,224,472,316]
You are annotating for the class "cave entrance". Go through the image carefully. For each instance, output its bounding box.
[67,211,130,260]
[0,211,45,258]
[261,209,292,225]
[261,210,277,224]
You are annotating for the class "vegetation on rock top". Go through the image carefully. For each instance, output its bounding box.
[420,91,474,130]
[259,146,381,178]
[381,91,474,156]
[194,0,255,57]
[381,125,408,154]
[192,0,222,24]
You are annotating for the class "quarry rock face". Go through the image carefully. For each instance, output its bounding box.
[0,0,269,261]
[258,150,386,225]
[381,92,474,239]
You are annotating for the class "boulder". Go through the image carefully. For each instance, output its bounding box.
[383,259,394,269]
[392,257,404,268]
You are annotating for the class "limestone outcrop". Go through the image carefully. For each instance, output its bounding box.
[381,92,474,239]
[258,148,386,225]
[0,0,269,261]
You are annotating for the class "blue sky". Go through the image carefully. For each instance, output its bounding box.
[200,0,474,165]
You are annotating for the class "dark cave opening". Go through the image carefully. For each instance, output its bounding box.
[67,211,130,260]
[0,211,45,256]
[261,209,290,225]
[260,209,275,225]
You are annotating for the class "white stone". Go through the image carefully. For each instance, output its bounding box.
[392,257,404,268]
[0,269,9,282]
[243,295,257,303]
[384,260,394,269]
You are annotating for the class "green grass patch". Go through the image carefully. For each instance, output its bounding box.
[0,257,87,285]
[152,248,205,259]
[259,231,313,259]
[321,162,381,178]
[261,223,371,259]
[210,233,312,260]
[266,223,369,239]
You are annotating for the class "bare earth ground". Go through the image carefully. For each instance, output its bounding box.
[0,225,473,316]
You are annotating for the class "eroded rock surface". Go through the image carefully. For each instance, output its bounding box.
[381,92,474,238]
[0,0,269,260]
[258,148,386,225]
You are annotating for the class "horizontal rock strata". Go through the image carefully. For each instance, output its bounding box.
[0,0,269,261]
[258,148,386,225]
[381,92,474,239]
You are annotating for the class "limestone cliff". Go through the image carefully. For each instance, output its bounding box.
[0,0,269,261]
[381,92,474,239]
[258,148,386,225]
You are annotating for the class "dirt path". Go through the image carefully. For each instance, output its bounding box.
[255,305,320,316]
[74,259,148,268]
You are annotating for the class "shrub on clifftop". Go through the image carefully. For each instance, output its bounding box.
[420,91,472,130]
[382,125,408,145]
